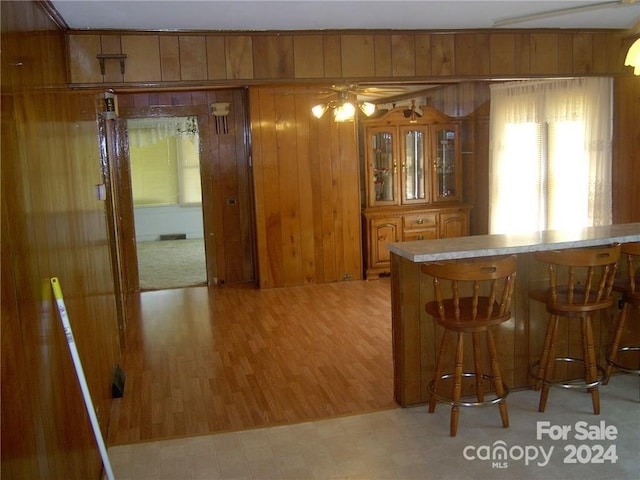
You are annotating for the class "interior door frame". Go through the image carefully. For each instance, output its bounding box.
[113,104,215,293]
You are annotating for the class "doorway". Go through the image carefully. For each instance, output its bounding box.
[127,116,207,290]
[112,104,216,293]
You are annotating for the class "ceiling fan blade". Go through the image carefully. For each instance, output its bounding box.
[493,0,637,27]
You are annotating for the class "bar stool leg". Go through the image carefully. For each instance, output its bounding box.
[539,314,560,413]
[582,315,600,415]
[429,330,449,413]
[604,303,630,383]
[450,332,464,437]
[472,331,485,403]
[487,328,509,428]
[536,313,558,391]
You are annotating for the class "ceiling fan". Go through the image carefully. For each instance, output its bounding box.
[311,85,378,121]
[311,84,440,121]
[493,0,640,27]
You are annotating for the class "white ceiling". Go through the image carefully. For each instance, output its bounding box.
[51,1,640,32]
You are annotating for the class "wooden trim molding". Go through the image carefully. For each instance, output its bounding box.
[37,0,69,31]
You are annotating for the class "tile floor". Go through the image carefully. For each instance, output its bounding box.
[108,374,639,480]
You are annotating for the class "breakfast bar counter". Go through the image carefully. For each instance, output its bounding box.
[388,223,640,407]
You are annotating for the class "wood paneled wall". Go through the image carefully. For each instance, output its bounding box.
[1,2,120,479]
[250,86,362,288]
[67,30,633,86]
[613,75,640,224]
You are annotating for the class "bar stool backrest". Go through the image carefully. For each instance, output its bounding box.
[421,255,517,330]
[534,244,621,314]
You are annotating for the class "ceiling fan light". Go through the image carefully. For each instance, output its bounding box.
[311,104,329,118]
[334,102,356,122]
[359,102,376,116]
[624,38,640,76]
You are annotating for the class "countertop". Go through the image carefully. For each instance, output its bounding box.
[388,223,640,263]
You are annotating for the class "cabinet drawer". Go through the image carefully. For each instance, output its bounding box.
[403,213,437,230]
[403,230,437,242]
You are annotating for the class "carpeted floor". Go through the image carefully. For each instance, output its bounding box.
[136,239,207,290]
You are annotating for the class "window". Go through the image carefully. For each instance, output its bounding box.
[128,117,201,207]
[489,78,612,234]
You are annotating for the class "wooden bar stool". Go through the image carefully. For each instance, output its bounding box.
[604,242,640,395]
[421,255,517,437]
[529,244,621,415]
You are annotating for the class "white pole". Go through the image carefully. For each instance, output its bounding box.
[50,277,115,480]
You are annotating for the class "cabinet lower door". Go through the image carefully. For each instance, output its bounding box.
[439,211,469,238]
[369,218,402,269]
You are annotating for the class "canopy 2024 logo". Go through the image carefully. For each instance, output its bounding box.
[463,420,619,469]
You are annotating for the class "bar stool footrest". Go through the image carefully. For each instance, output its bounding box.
[530,357,606,389]
[428,372,509,407]
[606,346,640,375]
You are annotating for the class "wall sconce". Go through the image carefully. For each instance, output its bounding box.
[211,102,230,134]
[625,38,640,75]
[311,91,376,122]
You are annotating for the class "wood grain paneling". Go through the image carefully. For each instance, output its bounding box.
[2,3,121,479]
[210,89,255,284]
[225,35,254,79]
[415,34,432,76]
[179,35,207,80]
[613,75,640,224]
[250,86,362,288]
[68,34,103,83]
[592,32,609,74]
[1,95,40,480]
[67,29,632,86]
[101,34,123,82]
[558,33,574,75]
[455,33,489,77]
[430,33,455,76]
[122,35,161,82]
[160,35,180,81]
[68,35,102,83]
[391,34,415,77]
[341,34,375,78]
[514,33,531,75]
[323,34,342,78]
[573,33,594,73]
[489,33,515,75]
[374,34,392,77]
[206,35,227,80]
[530,33,559,74]
[253,35,294,79]
[294,35,325,78]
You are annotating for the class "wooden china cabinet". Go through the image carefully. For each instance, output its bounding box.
[361,105,471,279]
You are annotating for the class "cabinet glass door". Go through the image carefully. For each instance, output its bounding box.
[401,128,427,204]
[433,125,459,202]
[370,130,396,205]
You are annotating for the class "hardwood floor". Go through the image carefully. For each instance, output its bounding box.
[107,279,396,445]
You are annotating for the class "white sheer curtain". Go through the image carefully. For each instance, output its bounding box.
[127,116,198,148]
[489,78,612,234]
